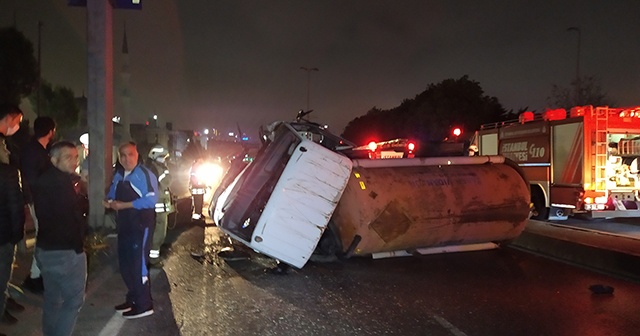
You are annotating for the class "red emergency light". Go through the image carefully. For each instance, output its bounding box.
[543,108,566,121]
[519,111,534,123]
[367,141,378,152]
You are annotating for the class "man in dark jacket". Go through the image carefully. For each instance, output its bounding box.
[20,116,56,294]
[0,104,24,332]
[32,141,87,336]
[0,136,25,331]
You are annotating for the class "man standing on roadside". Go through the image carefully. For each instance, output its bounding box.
[105,142,158,319]
[0,137,25,333]
[20,116,56,294]
[0,104,24,331]
[32,141,87,336]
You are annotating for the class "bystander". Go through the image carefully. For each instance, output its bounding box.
[20,116,56,294]
[104,142,158,319]
[32,141,87,336]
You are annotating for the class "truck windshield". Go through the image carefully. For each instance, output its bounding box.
[218,124,301,241]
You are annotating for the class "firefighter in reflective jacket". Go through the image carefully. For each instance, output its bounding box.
[189,158,206,221]
[147,145,172,265]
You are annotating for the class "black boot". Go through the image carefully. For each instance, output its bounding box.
[22,275,44,294]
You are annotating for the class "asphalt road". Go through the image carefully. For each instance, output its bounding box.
[165,224,640,336]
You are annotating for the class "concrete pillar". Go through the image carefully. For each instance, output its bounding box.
[87,0,113,229]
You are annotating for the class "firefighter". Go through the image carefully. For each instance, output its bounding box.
[189,158,207,221]
[146,145,172,265]
[468,145,478,156]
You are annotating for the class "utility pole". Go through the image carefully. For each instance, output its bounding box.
[120,21,132,141]
[567,27,581,104]
[300,66,318,111]
[70,0,141,229]
[86,0,114,229]
[37,21,42,116]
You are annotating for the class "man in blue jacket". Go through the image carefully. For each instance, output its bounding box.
[104,142,158,319]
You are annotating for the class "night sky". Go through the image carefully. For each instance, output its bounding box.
[1,1,639,138]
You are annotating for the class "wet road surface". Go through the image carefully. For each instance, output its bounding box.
[165,224,640,336]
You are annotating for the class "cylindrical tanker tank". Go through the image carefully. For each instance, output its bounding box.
[330,155,530,256]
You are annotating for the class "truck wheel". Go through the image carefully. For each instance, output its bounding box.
[530,190,548,220]
[311,226,341,262]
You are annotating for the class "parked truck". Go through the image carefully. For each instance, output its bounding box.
[210,117,531,268]
[475,105,640,220]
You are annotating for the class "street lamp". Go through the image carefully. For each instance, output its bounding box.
[300,66,319,111]
[567,27,581,103]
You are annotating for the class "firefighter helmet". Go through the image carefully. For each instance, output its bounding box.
[149,145,169,163]
[468,145,478,156]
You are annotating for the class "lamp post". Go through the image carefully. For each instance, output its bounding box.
[567,27,581,104]
[300,66,319,111]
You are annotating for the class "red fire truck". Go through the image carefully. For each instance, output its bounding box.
[476,106,640,220]
[352,138,417,159]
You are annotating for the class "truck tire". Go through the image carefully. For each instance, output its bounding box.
[530,189,548,220]
[311,225,342,262]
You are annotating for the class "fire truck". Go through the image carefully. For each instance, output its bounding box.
[352,138,417,159]
[353,133,469,159]
[476,105,640,220]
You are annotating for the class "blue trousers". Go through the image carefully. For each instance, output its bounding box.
[35,248,87,336]
[118,227,153,310]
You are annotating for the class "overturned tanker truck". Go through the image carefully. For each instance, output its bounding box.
[210,116,531,268]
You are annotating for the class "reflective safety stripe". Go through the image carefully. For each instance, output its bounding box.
[155,202,173,213]
[155,203,166,213]
[149,250,160,258]
[191,188,206,194]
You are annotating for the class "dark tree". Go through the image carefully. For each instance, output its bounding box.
[547,75,613,110]
[28,80,80,132]
[0,26,38,105]
[342,76,509,146]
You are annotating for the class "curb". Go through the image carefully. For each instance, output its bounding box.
[512,221,640,282]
